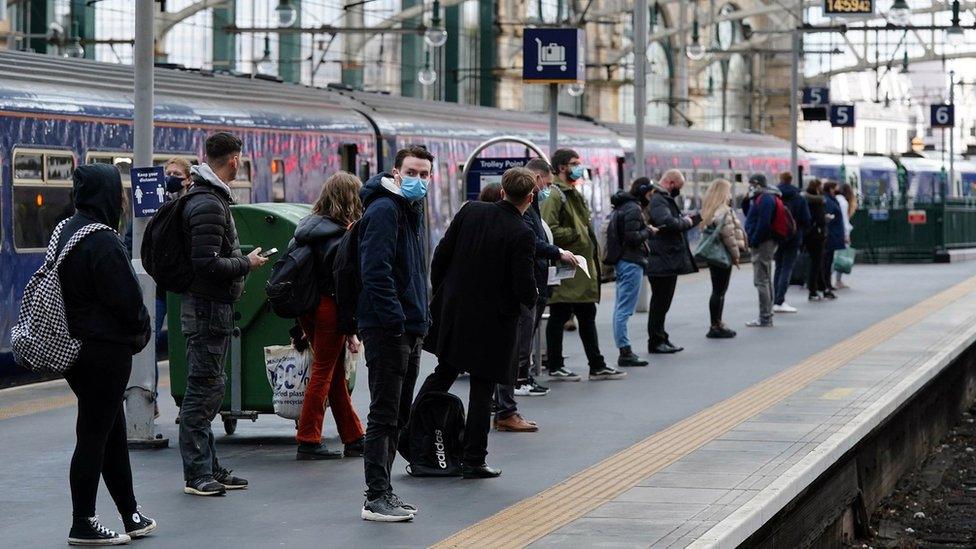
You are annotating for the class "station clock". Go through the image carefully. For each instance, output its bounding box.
[824,0,874,16]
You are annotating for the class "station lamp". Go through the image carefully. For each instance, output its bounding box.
[686,12,706,61]
[64,21,85,58]
[424,0,448,48]
[276,0,298,28]
[947,0,964,47]
[567,82,585,97]
[888,0,911,26]
[418,50,437,85]
[256,35,274,74]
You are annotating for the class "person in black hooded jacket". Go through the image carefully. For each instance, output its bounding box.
[178,132,267,497]
[609,177,657,367]
[56,163,157,545]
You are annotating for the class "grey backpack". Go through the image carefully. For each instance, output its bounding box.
[11,220,113,374]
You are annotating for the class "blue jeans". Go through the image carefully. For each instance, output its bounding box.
[613,260,644,349]
[773,245,799,305]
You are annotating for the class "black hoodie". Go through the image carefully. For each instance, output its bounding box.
[293,213,345,297]
[610,190,652,268]
[56,164,151,354]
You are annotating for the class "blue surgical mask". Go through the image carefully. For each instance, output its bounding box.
[400,175,428,202]
[569,166,585,181]
[538,187,552,202]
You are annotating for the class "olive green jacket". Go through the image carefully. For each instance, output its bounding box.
[540,180,601,303]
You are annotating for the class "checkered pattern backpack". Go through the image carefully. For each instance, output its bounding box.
[11,220,113,374]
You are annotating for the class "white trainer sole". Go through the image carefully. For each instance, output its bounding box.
[67,534,132,546]
[126,520,157,538]
[361,508,414,522]
[183,487,225,496]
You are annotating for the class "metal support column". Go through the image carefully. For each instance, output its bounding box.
[278,0,301,83]
[478,0,496,107]
[950,70,956,195]
[400,0,422,97]
[341,1,364,88]
[634,0,650,314]
[790,29,799,182]
[444,3,460,103]
[212,0,236,72]
[128,0,167,449]
[548,84,558,155]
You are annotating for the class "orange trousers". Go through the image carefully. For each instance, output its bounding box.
[296,297,364,445]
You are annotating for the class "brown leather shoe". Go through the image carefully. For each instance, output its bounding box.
[494,413,539,432]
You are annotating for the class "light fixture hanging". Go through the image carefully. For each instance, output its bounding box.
[276,0,298,28]
[888,0,911,26]
[64,21,85,58]
[947,0,964,46]
[567,82,585,96]
[424,0,448,48]
[418,50,438,85]
[256,35,273,74]
[686,12,706,60]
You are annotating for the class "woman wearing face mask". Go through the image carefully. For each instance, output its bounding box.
[698,179,746,338]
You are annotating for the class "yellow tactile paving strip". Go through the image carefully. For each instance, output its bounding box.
[433,274,976,549]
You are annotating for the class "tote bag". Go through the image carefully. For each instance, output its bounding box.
[693,212,732,269]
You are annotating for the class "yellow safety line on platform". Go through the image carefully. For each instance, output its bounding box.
[0,373,171,422]
[433,274,976,549]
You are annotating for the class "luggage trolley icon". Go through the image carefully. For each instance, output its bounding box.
[535,38,567,72]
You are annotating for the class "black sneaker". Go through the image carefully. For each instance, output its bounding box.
[297,442,343,460]
[548,368,581,382]
[344,437,365,458]
[617,349,649,367]
[706,325,736,339]
[808,293,823,302]
[388,492,418,515]
[361,493,414,522]
[122,510,157,538]
[214,467,248,490]
[823,291,837,300]
[68,516,131,546]
[184,476,226,496]
[528,377,549,392]
[589,367,627,380]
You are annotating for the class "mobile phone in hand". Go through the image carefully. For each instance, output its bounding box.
[258,247,278,258]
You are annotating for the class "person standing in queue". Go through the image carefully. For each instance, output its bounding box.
[60,164,156,545]
[822,181,844,299]
[834,183,856,289]
[492,159,578,431]
[772,172,810,314]
[646,169,700,354]
[803,179,829,301]
[610,177,656,366]
[180,132,268,497]
[293,172,366,460]
[541,149,625,381]
[743,173,780,327]
[699,178,746,338]
[358,145,431,522]
[418,167,538,477]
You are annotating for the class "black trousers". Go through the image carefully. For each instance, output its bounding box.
[806,237,826,294]
[545,302,605,373]
[708,266,732,326]
[64,342,137,519]
[360,330,422,501]
[822,249,836,291]
[415,362,495,465]
[647,275,678,346]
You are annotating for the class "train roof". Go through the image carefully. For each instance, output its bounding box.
[603,122,792,155]
[806,152,898,171]
[0,49,373,133]
[336,89,622,150]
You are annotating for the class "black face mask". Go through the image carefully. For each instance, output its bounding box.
[670,188,681,198]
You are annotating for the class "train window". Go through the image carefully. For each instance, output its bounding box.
[359,161,371,181]
[14,152,43,181]
[340,144,358,174]
[86,153,134,184]
[230,157,253,204]
[270,158,285,202]
[236,157,252,182]
[12,148,75,251]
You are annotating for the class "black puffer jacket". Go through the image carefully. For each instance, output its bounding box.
[646,190,699,277]
[56,164,150,354]
[611,191,652,268]
[183,165,249,304]
[293,214,345,297]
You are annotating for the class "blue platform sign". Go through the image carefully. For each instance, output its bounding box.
[802,86,830,106]
[522,28,585,84]
[465,158,531,201]
[829,104,856,128]
[129,166,166,218]
[931,104,955,128]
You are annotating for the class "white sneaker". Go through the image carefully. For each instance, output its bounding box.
[773,303,797,314]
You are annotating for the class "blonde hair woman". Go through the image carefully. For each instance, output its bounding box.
[700,179,746,338]
[292,171,366,460]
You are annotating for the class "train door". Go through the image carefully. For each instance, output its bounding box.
[339,144,358,175]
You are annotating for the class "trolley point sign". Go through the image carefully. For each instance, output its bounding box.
[522,28,585,84]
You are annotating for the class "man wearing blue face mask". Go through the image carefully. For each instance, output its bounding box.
[357,145,432,522]
[541,149,625,382]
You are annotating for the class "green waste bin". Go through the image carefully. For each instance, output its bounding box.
[168,203,355,435]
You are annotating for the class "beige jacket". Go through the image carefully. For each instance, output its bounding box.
[712,205,747,262]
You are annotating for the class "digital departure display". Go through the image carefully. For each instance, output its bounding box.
[824,0,874,15]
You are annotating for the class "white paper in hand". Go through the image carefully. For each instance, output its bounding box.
[575,255,590,278]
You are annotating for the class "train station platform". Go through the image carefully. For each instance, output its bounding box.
[2,262,976,548]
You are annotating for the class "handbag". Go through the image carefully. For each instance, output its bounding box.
[693,212,732,269]
[833,247,856,274]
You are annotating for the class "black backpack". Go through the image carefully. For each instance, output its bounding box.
[266,239,319,319]
[142,192,195,293]
[601,208,624,266]
[332,220,362,335]
[399,391,465,477]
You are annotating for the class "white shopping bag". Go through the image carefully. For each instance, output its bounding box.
[264,345,311,420]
